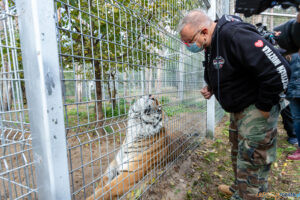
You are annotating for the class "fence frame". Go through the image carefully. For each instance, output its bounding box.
[15,0,71,199]
[206,0,217,138]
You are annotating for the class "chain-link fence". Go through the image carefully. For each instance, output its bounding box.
[0,0,228,199]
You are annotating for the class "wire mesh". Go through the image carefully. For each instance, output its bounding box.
[54,0,208,199]
[0,0,37,199]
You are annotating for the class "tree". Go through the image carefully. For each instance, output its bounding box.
[56,0,161,133]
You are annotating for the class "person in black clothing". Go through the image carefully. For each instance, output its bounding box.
[281,105,298,145]
[178,10,290,199]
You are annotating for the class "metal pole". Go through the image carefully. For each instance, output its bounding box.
[178,45,184,102]
[261,12,297,18]
[206,0,216,138]
[15,0,71,199]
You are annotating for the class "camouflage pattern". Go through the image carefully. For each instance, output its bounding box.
[229,114,238,193]
[229,104,280,200]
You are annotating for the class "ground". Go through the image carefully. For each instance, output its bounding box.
[142,114,300,200]
[2,113,299,200]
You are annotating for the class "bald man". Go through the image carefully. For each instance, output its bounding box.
[179,10,290,200]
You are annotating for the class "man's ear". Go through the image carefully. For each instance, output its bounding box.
[201,28,208,35]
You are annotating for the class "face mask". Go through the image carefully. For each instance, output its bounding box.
[186,42,205,53]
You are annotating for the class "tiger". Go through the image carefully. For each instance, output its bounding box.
[86,95,195,200]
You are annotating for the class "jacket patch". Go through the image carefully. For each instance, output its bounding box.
[213,56,225,69]
[254,40,264,47]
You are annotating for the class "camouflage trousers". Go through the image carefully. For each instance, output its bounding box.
[229,104,280,200]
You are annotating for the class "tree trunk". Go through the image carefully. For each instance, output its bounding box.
[111,73,117,109]
[145,67,152,95]
[0,1,12,111]
[0,62,12,111]
[123,71,128,97]
[75,63,82,102]
[94,60,104,134]
[155,62,162,94]
[107,73,117,109]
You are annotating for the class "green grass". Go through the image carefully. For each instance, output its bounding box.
[65,98,75,104]
[104,126,113,134]
[160,96,170,105]
[65,97,206,126]
[164,101,206,117]
[104,103,129,118]
[164,104,187,117]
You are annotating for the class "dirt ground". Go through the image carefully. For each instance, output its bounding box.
[142,114,300,200]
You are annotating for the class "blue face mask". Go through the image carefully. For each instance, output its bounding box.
[186,42,205,53]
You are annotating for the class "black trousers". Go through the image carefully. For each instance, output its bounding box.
[281,105,296,138]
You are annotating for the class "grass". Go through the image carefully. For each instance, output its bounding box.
[65,98,130,126]
[65,96,206,124]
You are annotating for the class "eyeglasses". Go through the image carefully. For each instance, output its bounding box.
[184,29,201,47]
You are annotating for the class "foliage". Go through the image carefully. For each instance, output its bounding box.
[55,0,177,74]
[66,98,129,122]
[159,96,170,105]
[104,101,129,118]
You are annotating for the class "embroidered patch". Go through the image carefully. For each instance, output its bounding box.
[254,40,264,47]
[213,56,225,69]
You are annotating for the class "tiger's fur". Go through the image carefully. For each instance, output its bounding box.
[86,95,191,200]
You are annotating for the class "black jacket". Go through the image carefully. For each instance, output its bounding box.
[204,15,291,113]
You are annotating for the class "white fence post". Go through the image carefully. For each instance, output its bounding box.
[178,45,184,102]
[16,0,71,199]
[206,0,217,138]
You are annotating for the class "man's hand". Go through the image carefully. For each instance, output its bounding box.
[200,86,213,99]
[259,110,270,119]
[274,31,281,37]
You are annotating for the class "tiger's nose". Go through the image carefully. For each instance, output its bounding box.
[144,106,151,114]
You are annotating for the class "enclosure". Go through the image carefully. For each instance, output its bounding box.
[0,0,227,199]
[2,0,296,200]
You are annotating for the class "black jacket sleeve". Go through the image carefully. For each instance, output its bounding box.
[204,68,213,92]
[230,25,290,112]
[204,52,213,92]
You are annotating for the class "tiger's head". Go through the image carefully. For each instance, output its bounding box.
[128,95,163,136]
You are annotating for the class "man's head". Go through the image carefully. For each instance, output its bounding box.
[178,9,215,52]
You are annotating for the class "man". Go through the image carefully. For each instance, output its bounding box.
[178,10,290,199]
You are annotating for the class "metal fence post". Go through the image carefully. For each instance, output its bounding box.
[15,0,71,199]
[178,45,184,102]
[206,0,217,138]
[206,96,216,138]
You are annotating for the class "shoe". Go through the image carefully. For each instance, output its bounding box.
[287,148,300,160]
[218,185,233,195]
[287,137,298,145]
